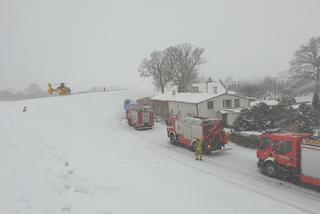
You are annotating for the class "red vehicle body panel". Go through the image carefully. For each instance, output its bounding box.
[300,175,320,187]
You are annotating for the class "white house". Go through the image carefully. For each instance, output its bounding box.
[151,92,251,126]
[191,81,226,94]
[294,94,313,105]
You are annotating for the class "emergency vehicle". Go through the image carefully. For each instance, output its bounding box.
[167,116,229,154]
[257,132,320,187]
[127,105,154,129]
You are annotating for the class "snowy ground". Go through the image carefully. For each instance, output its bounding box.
[1,90,320,214]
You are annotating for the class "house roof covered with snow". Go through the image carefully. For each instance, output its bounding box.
[151,92,251,104]
[151,92,225,104]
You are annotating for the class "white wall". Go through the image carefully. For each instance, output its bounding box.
[196,94,249,120]
[197,98,215,118]
[301,145,320,179]
[168,101,197,118]
[213,94,250,110]
[227,112,240,126]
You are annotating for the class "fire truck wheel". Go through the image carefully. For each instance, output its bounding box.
[264,162,278,177]
[170,134,176,145]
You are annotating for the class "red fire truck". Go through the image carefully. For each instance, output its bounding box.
[167,116,229,154]
[127,105,154,129]
[257,132,320,187]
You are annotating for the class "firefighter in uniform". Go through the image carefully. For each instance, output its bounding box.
[48,83,54,96]
[195,138,202,161]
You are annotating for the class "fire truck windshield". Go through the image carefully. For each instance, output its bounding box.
[277,141,293,154]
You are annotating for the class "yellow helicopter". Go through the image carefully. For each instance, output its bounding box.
[48,82,71,96]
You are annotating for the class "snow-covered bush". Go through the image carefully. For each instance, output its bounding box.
[230,131,260,149]
[296,104,320,132]
[273,103,319,132]
[233,102,320,132]
[233,102,273,131]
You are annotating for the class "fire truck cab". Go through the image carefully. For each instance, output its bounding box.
[257,132,320,187]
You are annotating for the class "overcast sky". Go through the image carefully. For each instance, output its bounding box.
[1,0,320,91]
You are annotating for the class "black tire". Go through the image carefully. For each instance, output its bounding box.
[212,138,222,151]
[264,162,278,177]
[170,134,176,145]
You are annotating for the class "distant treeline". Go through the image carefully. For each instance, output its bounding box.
[0,83,47,101]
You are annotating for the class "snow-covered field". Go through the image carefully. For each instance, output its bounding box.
[1,90,319,214]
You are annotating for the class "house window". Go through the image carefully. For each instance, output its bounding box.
[234,99,240,108]
[223,99,232,108]
[192,86,199,92]
[207,101,214,110]
[213,87,218,94]
[178,110,181,116]
[177,103,179,108]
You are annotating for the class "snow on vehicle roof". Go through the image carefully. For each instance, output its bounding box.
[240,131,262,136]
[131,105,153,111]
[180,117,219,126]
[151,92,225,104]
[261,132,312,139]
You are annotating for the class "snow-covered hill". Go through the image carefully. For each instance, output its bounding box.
[1,90,320,214]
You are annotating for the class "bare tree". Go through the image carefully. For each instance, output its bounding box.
[138,51,171,94]
[0,89,13,100]
[289,37,320,107]
[166,43,206,92]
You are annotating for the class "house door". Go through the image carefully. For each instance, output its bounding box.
[222,113,228,126]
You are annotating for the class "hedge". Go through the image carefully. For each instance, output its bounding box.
[229,131,260,149]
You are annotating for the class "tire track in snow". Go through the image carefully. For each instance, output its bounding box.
[120,120,320,200]
[116,119,320,214]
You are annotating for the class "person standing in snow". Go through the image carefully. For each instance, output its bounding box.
[195,138,202,161]
[48,83,54,96]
